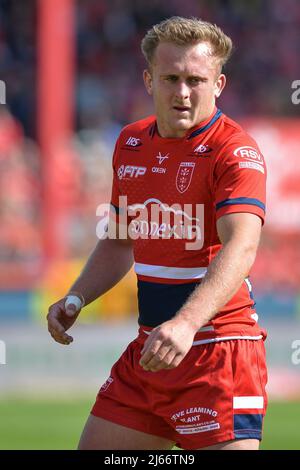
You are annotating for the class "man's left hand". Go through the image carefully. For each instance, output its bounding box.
[139,319,196,372]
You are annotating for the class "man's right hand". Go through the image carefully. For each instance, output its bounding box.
[47,297,81,345]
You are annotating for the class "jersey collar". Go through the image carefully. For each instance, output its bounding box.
[149,107,223,141]
[187,108,223,140]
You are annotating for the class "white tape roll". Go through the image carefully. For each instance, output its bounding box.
[65,295,83,312]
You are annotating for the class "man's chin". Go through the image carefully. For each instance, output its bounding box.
[158,116,195,137]
[172,118,194,131]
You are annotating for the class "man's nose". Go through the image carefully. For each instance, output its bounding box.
[174,81,190,100]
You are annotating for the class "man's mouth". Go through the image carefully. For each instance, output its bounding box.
[173,106,190,112]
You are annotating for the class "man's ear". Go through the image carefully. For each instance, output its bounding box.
[143,69,153,96]
[214,73,226,98]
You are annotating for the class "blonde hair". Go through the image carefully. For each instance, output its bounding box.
[141,16,233,70]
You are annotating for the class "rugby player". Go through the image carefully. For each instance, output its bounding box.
[47,17,268,450]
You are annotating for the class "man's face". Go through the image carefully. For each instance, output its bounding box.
[143,42,226,138]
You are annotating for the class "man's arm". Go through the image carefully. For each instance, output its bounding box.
[139,212,262,372]
[67,237,133,306]
[47,237,133,345]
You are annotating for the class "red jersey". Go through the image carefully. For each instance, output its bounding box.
[110,107,267,342]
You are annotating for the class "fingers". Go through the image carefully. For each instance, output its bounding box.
[48,318,73,345]
[140,347,182,372]
[146,350,178,372]
[139,330,161,368]
[47,302,73,346]
[140,343,170,371]
[139,326,187,372]
[165,354,183,370]
[139,333,181,372]
[49,330,73,346]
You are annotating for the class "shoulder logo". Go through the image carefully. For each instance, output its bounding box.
[100,376,113,392]
[176,162,195,193]
[125,136,142,147]
[233,145,265,173]
[233,146,263,163]
[193,144,213,155]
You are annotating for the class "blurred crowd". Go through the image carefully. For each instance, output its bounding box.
[76,0,300,128]
[1,0,300,140]
[0,0,300,301]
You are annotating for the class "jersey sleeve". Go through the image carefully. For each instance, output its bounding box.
[110,136,121,210]
[109,135,129,230]
[213,135,267,223]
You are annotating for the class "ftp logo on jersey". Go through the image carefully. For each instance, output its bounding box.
[125,136,142,147]
[118,165,147,179]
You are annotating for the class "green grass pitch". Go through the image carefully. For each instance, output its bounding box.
[0,399,299,449]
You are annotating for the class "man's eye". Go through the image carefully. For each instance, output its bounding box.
[188,78,200,85]
[166,76,177,82]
